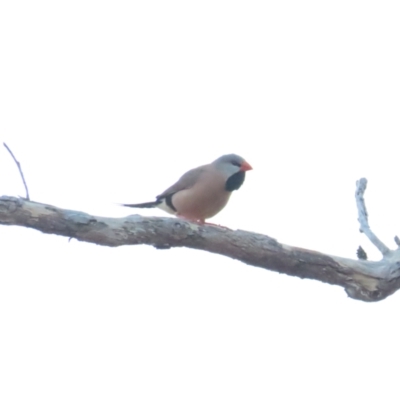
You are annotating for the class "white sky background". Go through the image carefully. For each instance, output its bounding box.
[1,1,400,399]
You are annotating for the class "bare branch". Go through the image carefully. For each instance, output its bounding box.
[355,178,391,257]
[2,195,400,302]
[3,143,30,200]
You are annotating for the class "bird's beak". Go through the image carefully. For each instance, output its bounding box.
[240,161,253,171]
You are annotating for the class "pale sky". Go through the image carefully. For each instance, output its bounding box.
[1,1,400,399]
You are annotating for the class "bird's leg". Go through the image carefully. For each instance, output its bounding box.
[177,216,230,229]
[177,216,203,224]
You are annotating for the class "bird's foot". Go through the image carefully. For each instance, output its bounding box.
[203,221,231,229]
[177,216,230,229]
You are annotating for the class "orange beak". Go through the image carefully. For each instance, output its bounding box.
[240,161,253,171]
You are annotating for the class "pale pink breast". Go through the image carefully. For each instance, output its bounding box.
[172,171,231,220]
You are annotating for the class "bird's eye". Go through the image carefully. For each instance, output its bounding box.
[231,161,241,167]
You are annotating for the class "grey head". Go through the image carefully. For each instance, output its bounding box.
[211,154,253,192]
[211,154,252,176]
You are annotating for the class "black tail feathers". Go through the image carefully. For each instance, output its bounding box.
[121,200,161,209]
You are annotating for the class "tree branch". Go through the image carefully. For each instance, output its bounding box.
[3,143,30,200]
[355,178,391,256]
[2,195,400,302]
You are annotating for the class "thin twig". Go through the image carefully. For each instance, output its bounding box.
[3,142,30,200]
[355,178,390,256]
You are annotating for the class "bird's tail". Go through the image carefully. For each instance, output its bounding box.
[121,200,161,209]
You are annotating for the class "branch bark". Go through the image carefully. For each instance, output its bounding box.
[2,195,400,302]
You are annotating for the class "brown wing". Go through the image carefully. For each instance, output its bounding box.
[156,165,207,200]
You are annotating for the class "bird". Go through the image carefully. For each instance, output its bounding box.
[122,154,252,224]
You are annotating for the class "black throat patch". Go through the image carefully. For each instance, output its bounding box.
[164,193,177,212]
[225,171,246,192]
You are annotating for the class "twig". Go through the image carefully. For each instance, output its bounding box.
[355,178,390,256]
[3,142,30,200]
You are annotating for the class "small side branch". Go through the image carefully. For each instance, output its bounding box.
[355,178,390,257]
[3,142,30,200]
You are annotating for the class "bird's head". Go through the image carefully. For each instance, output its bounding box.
[213,154,253,176]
